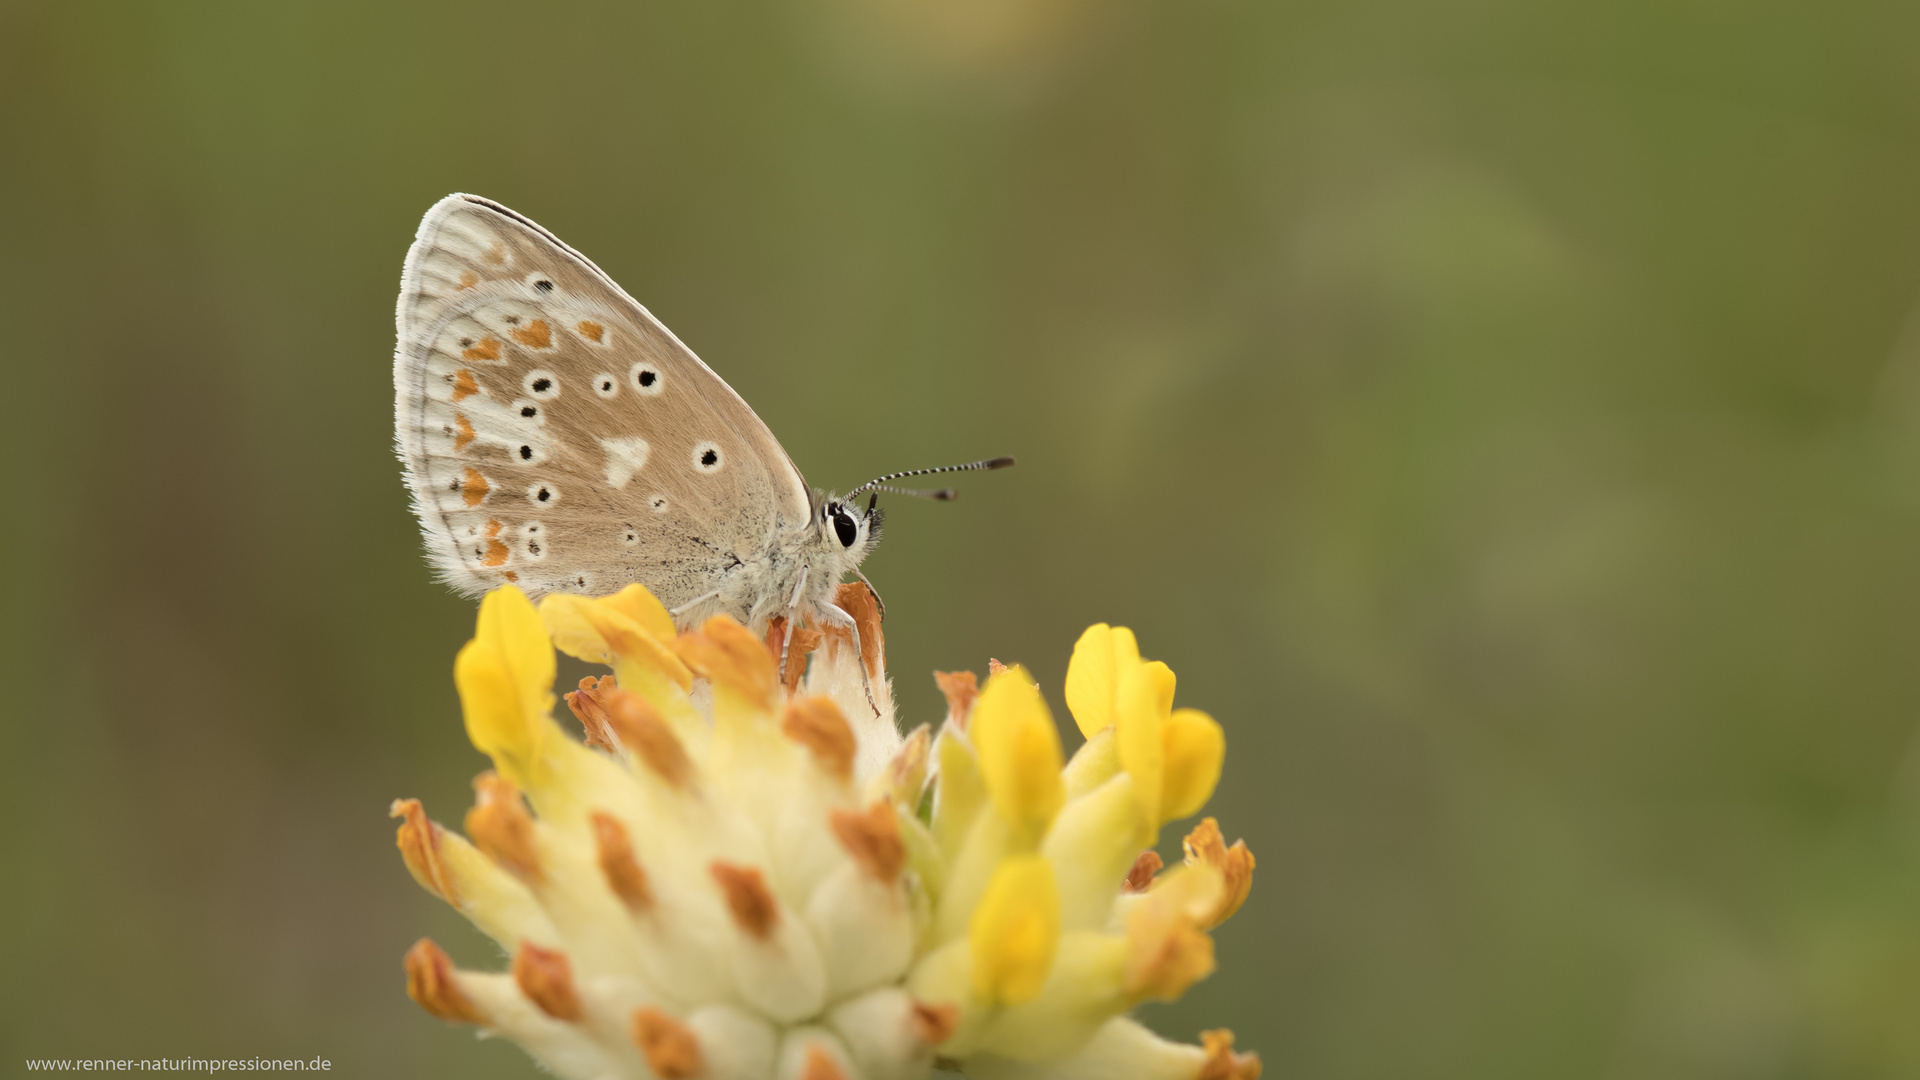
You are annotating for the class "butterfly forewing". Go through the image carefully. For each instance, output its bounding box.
[394,194,811,603]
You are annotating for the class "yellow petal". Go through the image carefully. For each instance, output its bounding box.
[1063,624,1141,739]
[1061,726,1119,801]
[455,638,541,789]
[1114,662,1173,827]
[971,855,1060,1006]
[933,728,989,860]
[475,586,555,726]
[1160,708,1224,823]
[598,582,676,641]
[970,667,1065,844]
[540,593,692,692]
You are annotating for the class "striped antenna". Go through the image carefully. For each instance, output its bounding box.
[845,456,1015,501]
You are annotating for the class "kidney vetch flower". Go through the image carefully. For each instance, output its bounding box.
[391,583,1259,1079]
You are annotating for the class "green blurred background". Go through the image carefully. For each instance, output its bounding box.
[6,0,1920,1075]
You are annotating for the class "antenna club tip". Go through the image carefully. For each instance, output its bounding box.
[987,456,1016,469]
[933,489,958,500]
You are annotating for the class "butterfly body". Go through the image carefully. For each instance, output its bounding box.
[393,194,878,632]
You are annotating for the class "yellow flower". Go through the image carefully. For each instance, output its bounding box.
[393,587,1258,1080]
[1066,624,1225,826]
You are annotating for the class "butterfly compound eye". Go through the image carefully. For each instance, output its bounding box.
[833,509,859,548]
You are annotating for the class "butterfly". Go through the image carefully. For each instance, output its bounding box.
[393,193,1011,656]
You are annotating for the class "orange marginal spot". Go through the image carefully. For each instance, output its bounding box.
[606,692,694,788]
[934,670,980,729]
[460,467,490,508]
[465,771,540,881]
[483,242,506,266]
[709,861,779,940]
[631,1007,704,1080]
[509,318,551,349]
[502,570,518,582]
[576,319,605,343]
[764,617,823,693]
[1124,850,1164,893]
[908,999,959,1046]
[1198,1029,1263,1080]
[404,939,486,1025]
[457,270,479,290]
[513,943,583,1022]
[799,1046,848,1080]
[781,696,855,781]
[829,801,906,883]
[1183,818,1255,928]
[452,414,476,451]
[451,369,479,401]
[461,336,502,361]
[590,811,654,913]
[480,519,510,568]
[565,675,619,752]
[390,798,457,904]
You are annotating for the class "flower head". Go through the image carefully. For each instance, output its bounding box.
[393,586,1258,1079]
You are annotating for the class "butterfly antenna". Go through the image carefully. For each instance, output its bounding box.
[846,456,1016,501]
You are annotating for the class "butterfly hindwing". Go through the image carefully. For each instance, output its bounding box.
[394,194,812,604]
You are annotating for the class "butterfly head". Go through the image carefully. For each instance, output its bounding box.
[819,494,884,565]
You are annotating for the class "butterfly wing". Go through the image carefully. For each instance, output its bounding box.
[394,194,812,603]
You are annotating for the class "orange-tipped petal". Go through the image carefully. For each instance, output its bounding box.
[465,772,540,883]
[1182,819,1254,928]
[711,861,780,940]
[591,811,653,913]
[513,942,583,1022]
[632,1006,704,1079]
[1124,850,1164,893]
[934,670,980,729]
[909,999,959,1047]
[404,939,486,1025]
[783,695,856,782]
[606,691,694,789]
[830,801,907,883]
[676,615,777,707]
[564,675,620,752]
[801,1045,849,1080]
[1198,1029,1263,1080]
[391,798,458,904]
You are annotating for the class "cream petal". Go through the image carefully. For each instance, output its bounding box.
[775,1026,859,1080]
[807,863,916,999]
[455,972,621,1080]
[826,987,943,1080]
[970,931,1127,1062]
[962,1017,1211,1080]
[688,1003,780,1080]
[1043,774,1153,933]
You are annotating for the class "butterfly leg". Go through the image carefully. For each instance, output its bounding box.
[851,568,886,621]
[669,590,724,625]
[818,599,881,718]
[779,566,809,683]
